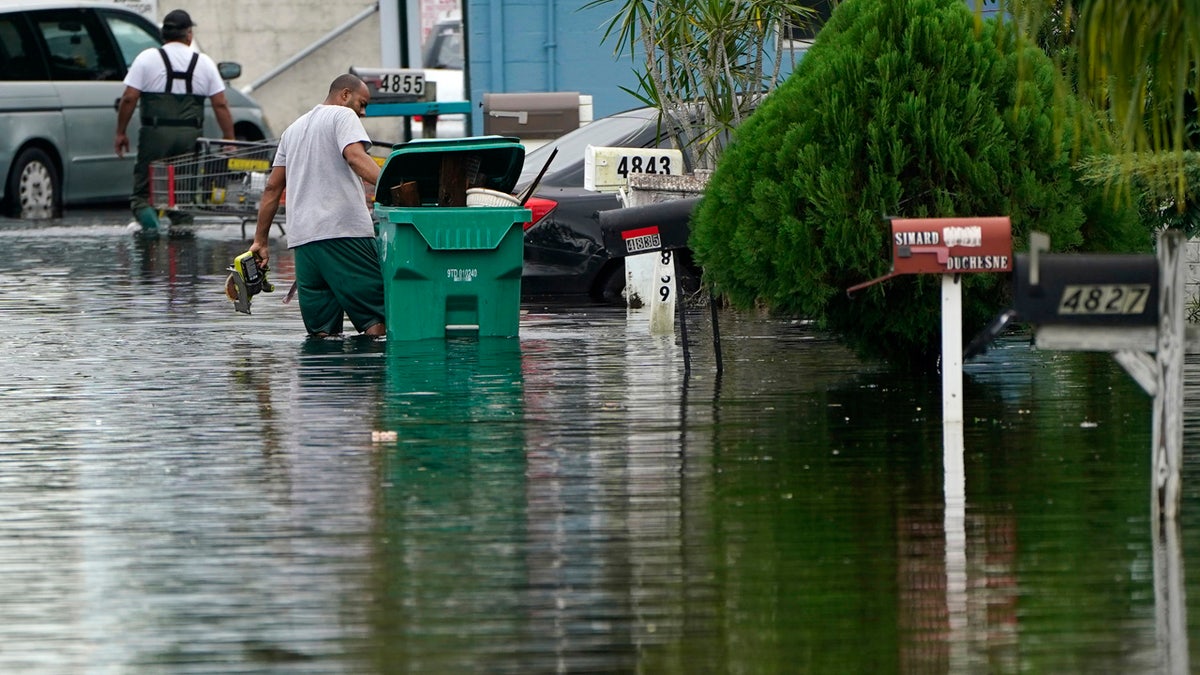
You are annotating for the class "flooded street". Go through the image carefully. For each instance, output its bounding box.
[2,212,1199,672]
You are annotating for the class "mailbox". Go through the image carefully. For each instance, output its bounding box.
[350,66,428,103]
[891,216,1012,274]
[1013,253,1159,327]
[584,145,685,193]
[848,216,1012,294]
[599,197,698,257]
[482,92,580,138]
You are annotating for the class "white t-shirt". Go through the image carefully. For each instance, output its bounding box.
[123,42,225,96]
[274,104,375,247]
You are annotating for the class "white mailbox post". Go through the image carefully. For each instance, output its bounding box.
[584,146,686,332]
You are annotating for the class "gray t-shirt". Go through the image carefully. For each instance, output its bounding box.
[274,104,374,248]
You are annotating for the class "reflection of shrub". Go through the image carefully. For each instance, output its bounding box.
[690,0,1148,366]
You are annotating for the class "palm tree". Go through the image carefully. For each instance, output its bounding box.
[1006,0,1200,201]
[582,0,818,171]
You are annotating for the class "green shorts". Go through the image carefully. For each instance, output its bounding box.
[293,237,386,336]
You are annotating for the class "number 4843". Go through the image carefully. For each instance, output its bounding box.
[617,154,672,177]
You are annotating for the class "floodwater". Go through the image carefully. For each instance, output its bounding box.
[2,212,1199,673]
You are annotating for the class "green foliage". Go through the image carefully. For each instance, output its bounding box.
[1009,0,1200,167]
[1005,0,1200,215]
[690,0,1148,366]
[1078,151,1200,239]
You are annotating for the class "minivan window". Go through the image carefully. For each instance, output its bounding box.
[0,15,49,80]
[104,12,159,67]
[31,10,122,81]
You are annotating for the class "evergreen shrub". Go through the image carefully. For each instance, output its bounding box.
[689,0,1148,365]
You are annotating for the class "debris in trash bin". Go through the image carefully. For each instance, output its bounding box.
[391,181,421,207]
[438,155,469,206]
[466,188,520,207]
[464,154,482,186]
[517,147,558,206]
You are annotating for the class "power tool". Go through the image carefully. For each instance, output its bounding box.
[225,250,274,314]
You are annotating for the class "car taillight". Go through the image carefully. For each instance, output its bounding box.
[522,196,557,230]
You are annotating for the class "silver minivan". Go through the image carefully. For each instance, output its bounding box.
[0,0,272,218]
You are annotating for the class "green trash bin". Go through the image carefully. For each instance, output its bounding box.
[374,136,530,340]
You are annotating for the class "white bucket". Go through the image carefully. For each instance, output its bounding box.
[466,188,520,207]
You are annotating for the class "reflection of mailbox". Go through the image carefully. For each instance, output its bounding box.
[349,66,428,103]
[599,197,698,257]
[483,92,580,138]
[1013,253,1159,327]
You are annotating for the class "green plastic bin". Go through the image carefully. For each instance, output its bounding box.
[374,136,530,340]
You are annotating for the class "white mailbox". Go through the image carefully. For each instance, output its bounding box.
[584,145,684,193]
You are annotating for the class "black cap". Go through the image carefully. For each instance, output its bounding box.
[162,9,195,30]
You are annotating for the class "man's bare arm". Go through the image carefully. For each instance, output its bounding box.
[114,86,141,157]
[209,91,235,140]
[343,142,381,184]
[250,166,287,266]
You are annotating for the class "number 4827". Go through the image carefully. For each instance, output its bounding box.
[1057,284,1151,315]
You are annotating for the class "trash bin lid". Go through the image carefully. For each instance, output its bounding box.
[376,135,525,206]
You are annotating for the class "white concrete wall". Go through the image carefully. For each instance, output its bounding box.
[178,1,430,144]
[1187,240,1200,306]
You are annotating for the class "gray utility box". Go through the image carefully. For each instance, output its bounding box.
[483,91,580,138]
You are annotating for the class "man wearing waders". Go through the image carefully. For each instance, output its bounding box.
[114,9,234,235]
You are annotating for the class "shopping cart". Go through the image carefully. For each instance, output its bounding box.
[149,138,285,237]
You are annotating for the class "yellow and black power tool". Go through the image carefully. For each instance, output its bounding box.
[225,250,274,314]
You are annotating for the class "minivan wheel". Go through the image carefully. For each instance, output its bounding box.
[5,148,61,219]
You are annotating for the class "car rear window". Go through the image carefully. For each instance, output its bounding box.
[0,15,50,80]
[518,112,658,186]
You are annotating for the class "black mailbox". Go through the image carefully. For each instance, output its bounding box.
[1013,253,1159,326]
[599,197,699,257]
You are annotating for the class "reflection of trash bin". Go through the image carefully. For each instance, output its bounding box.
[374,136,529,340]
[374,338,526,662]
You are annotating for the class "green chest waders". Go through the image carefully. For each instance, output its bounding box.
[131,49,206,229]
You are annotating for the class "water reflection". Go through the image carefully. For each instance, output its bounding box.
[0,215,1198,672]
[371,339,531,670]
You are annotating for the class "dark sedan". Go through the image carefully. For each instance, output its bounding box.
[515,106,699,303]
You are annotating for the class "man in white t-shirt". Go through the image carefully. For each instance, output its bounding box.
[250,74,385,338]
[114,9,234,234]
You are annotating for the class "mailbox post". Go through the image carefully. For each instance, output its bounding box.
[1011,230,1191,522]
[1008,231,1191,672]
[599,197,722,374]
[849,216,1013,426]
